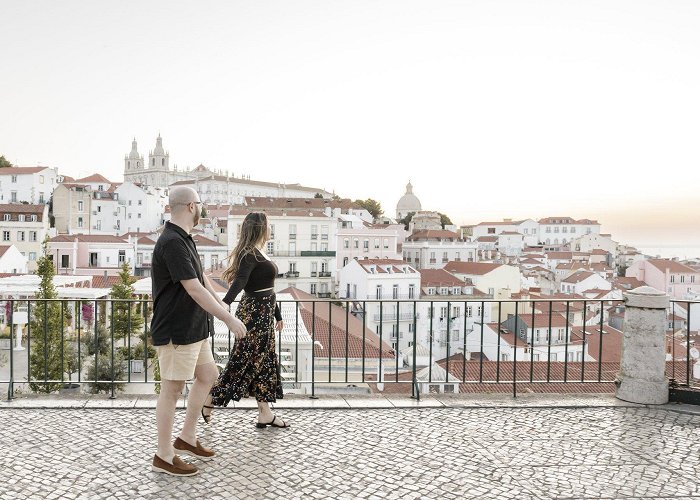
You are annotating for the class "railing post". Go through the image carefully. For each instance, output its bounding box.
[615,286,669,404]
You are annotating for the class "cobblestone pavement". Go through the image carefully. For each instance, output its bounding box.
[1,405,699,499]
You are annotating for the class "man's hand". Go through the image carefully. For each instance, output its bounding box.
[225,315,247,339]
[275,320,284,332]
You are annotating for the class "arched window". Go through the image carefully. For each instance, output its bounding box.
[162,158,165,166]
[152,158,155,166]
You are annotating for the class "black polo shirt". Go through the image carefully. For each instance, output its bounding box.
[150,221,213,346]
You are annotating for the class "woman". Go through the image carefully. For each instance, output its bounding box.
[203,211,289,428]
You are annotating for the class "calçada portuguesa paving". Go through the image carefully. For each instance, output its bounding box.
[1,394,700,499]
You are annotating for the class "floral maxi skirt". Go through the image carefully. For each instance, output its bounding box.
[210,293,283,405]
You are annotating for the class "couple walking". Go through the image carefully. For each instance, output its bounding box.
[149,186,289,476]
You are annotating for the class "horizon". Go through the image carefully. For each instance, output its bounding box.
[1,1,699,248]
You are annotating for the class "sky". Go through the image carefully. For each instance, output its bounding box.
[1,1,699,248]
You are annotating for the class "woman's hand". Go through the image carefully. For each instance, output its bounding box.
[275,320,284,332]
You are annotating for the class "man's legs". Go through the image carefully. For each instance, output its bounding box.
[179,361,218,445]
[156,379,186,463]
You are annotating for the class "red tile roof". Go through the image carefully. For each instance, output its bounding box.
[75,173,112,184]
[420,269,465,287]
[647,259,699,274]
[0,166,50,175]
[49,234,128,243]
[0,245,11,258]
[407,230,461,241]
[443,262,503,275]
[281,287,394,359]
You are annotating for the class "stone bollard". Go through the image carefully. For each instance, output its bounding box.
[616,286,669,404]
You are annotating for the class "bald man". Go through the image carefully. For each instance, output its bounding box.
[150,186,246,476]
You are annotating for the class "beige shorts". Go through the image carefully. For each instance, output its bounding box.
[155,338,215,381]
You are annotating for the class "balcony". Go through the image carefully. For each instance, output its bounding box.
[311,234,318,240]
[285,271,300,278]
[300,251,336,257]
[310,271,318,277]
[316,292,332,298]
[372,312,419,321]
[318,271,332,278]
[289,234,297,240]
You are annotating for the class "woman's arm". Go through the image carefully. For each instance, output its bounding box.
[222,252,256,305]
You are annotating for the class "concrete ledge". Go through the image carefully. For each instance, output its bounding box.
[0,393,656,410]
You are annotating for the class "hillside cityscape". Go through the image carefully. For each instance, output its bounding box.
[0,135,698,396]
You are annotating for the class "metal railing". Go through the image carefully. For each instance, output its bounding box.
[2,297,696,401]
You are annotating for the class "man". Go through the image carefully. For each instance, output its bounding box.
[150,186,246,476]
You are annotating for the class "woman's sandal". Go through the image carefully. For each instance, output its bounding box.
[256,415,290,429]
[201,405,214,424]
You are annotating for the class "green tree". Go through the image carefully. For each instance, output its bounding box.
[399,211,415,230]
[201,205,208,218]
[0,156,13,168]
[354,198,383,220]
[84,324,127,394]
[29,247,75,392]
[438,212,453,229]
[111,262,144,343]
[314,193,324,199]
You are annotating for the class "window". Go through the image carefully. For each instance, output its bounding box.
[453,307,460,318]
[31,215,37,222]
[18,214,25,222]
[89,253,98,267]
[96,220,102,230]
[128,200,132,206]
[78,200,84,212]
[343,238,349,249]
[267,241,274,255]
[376,285,382,299]
[321,225,328,239]
[671,275,675,283]
[29,252,36,261]
[310,283,317,295]
[374,238,379,249]
[2,231,9,241]
[11,175,17,183]
[29,231,37,242]
[311,225,318,238]
[363,239,369,251]
[383,238,388,249]
[97,206,101,213]
[17,231,25,241]
[343,257,348,267]
[353,238,359,249]
[289,224,297,239]
[11,192,17,202]
[137,213,142,219]
[466,306,473,317]
[77,217,83,228]
[2,214,9,221]
[138,200,142,206]
[61,255,69,268]
[392,284,399,299]
[488,228,496,234]
[118,250,126,264]
[408,284,415,299]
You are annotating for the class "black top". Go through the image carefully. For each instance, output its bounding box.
[150,221,213,346]
[222,248,283,321]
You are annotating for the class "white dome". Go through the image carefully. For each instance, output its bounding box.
[396,181,422,214]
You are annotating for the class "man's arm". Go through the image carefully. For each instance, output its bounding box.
[181,278,245,336]
[203,274,227,309]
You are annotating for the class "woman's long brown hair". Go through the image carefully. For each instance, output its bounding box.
[222,211,269,283]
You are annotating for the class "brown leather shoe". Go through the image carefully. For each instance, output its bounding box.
[151,454,199,476]
[174,437,216,461]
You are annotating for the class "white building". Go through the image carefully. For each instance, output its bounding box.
[497,231,525,258]
[114,182,167,234]
[473,219,539,247]
[0,204,52,271]
[569,233,618,258]
[442,261,521,296]
[133,232,227,277]
[560,270,612,295]
[0,245,28,274]
[418,268,492,361]
[338,259,421,353]
[402,230,478,270]
[337,216,405,269]
[538,217,601,247]
[468,312,587,363]
[0,166,60,204]
[228,208,337,297]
